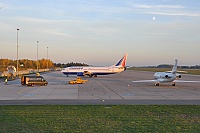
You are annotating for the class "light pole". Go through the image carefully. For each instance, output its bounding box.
[47,47,49,70]
[16,28,19,77]
[37,41,39,72]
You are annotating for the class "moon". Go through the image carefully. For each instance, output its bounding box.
[153,17,156,21]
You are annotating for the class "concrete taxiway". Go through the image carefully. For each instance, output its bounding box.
[0,70,199,105]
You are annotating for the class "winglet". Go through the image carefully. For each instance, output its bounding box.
[171,59,178,74]
[115,54,128,67]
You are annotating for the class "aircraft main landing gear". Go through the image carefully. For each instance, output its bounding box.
[172,82,176,86]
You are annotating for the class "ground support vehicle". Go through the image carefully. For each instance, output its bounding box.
[69,77,88,84]
[21,76,48,86]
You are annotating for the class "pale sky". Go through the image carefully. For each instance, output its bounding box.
[0,0,200,66]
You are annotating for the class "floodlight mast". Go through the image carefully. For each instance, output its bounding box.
[37,41,39,72]
[16,28,19,77]
[47,47,49,70]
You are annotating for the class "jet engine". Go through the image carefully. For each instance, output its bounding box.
[176,74,181,78]
[77,72,84,76]
[164,74,172,79]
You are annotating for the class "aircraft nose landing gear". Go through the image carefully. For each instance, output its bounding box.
[155,83,159,86]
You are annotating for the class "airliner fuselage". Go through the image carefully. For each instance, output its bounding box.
[62,66,125,76]
[61,54,127,77]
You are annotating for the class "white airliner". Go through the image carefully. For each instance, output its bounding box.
[132,59,199,86]
[61,54,128,77]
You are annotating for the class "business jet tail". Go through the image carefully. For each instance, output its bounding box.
[171,59,178,74]
[114,54,128,67]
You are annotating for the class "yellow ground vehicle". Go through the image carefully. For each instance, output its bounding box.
[69,77,88,84]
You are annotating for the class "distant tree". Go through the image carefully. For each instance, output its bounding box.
[0,58,55,72]
[190,65,200,69]
[0,59,14,71]
[157,64,172,68]
[54,62,88,68]
[180,66,190,69]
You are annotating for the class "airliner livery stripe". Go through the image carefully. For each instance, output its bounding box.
[63,72,115,75]
[115,58,123,66]
[121,54,127,67]
[115,54,127,67]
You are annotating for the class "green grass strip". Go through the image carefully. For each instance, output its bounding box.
[0,105,199,133]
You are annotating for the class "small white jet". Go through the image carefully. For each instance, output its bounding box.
[132,59,199,86]
[61,54,128,77]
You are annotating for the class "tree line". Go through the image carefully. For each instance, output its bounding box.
[0,58,54,71]
[157,64,200,69]
[54,62,89,68]
[140,64,200,69]
[0,58,89,72]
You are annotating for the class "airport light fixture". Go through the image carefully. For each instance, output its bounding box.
[16,28,19,77]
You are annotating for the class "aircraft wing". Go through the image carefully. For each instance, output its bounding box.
[132,79,199,84]
[174,80,200,83]
[132,79,168,83]
[166,71,188,73]
[132,80,158,83]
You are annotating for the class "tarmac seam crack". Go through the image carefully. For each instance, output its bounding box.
[15,87,37,99]
[137,86,170,99]
[97,80,124,99]
[45,86,57,99]
[174,86,200,96]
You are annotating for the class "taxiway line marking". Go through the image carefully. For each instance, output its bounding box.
[18,87,29,94]
[98,82,109,92]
